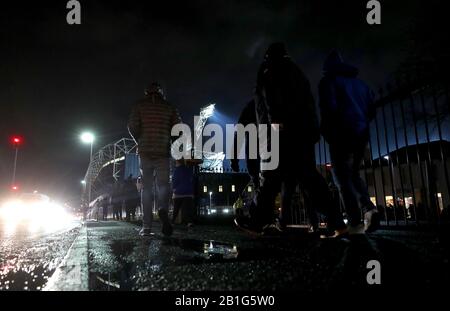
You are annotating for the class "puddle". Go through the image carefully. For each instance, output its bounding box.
[89,237,240,290]
[164,238,239,261]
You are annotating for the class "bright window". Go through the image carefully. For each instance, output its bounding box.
[203,186,208,193]
[385,196,394,206]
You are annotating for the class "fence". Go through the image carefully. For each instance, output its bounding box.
[294,74,450,228]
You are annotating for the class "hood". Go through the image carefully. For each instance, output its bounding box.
[323,50,359,77]
[264,42,290,61]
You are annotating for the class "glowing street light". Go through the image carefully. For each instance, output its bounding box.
[200,103,215,120]
[80,132,94,144]
[80,131,95,218]
[209,191,213,209]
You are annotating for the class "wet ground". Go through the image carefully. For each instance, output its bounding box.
[0,220,81,290]
[86,221,450,291]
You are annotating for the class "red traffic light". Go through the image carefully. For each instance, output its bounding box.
[11,185,19,191]
[10,135,23,146]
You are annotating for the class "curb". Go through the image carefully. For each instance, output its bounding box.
[43,225,89,291]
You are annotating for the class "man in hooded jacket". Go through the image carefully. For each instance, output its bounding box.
[318,50,380,233]
[252,43,346,236]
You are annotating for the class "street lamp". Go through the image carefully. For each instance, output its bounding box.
[209,191,213,209]
[80,132,95,157]
[80,132,95,218]
[10,135,22,190]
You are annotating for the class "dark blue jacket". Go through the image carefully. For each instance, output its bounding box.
[318,51,376,144]
[172,165,194,196]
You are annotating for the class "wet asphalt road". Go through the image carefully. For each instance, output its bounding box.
[0,219,81,291]
[1,217,449,291]
[87,221,450,291]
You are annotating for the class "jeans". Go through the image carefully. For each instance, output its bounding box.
[256,138,345,231]
[329,138,376,226]
[140,157,170,228]
[172,197,195,224]
[125,198,139,221]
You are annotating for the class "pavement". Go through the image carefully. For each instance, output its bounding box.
[51,219,450,291]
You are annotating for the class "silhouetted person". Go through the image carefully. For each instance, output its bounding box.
[408,204,416,220]
[318,50,379,234]
[124,174,139,221]
[230,99,260,190]
[128,82,181,236]
[111,181,123,220]
[250,43,346,237]
[101,197,108,220]
[171,160,195,227]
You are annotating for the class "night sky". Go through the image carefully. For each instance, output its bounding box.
[0,0,443,203]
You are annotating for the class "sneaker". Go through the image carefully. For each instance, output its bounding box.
[364,209,380,233]
[158,209,173,236]
[139,227,152,236]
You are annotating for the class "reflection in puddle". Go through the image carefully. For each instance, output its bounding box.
[203,241,239,260]
[90,237,240,290]
[167,238,240,261]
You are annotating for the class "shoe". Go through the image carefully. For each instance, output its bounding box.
[320,227,349,239]
[158,209,173,236]
[187,223,194,228]
[139,227,152,236]
[348,223,366,235]
[234,217,263,236]
[364,209,380,233]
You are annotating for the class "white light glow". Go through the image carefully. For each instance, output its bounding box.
[80,132,95,144]
[0,198,75,234]
[200,104,215,119]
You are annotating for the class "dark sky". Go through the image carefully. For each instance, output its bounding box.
[0,0,437,202]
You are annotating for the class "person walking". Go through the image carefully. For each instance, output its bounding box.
[111,181,123,221]
[124,174,139,221]
[128,82,181,236]
[230,99,260,190]
[318,50,380,234]
[101,197,108,220]
[252,42,347,237]
[171,159,196,227]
